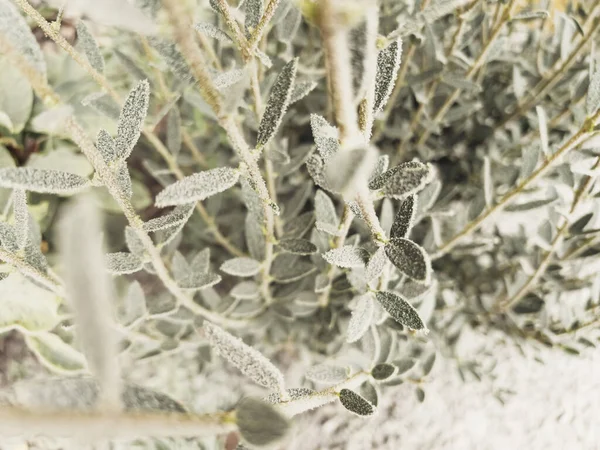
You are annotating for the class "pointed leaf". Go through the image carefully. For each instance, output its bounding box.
[366,246,387,282]
[385,238,431,284]
[0,168,89,194]
[369,161,432,199]
[390,195,417,239]
[347,294,374,343]
[115,80,150,160]
[375,291,426,331]
[278,238,317,255]
[177,272,221,290]
[194,22,233,43]
[244,0,264,34]
[310,114,339,162]
[221,257,261,277]
[256,58,298,149]
[373,39,402,113]
[76,20,104,73]
[155,167,239,207]
[314,190,338,226]
[290,80,317,103]
[204,322,285,390]
[96,129,117,163]
[339,389,376,416]
[143,203,195,232]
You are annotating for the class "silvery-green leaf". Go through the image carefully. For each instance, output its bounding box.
[0,0,46,75]
[231,281,260,300]
[536,106,550,156]
[0,59,33,134]
[483,156,493,208]
[194,22,233,43]
[323,245,368,268]
[306,364,348,384]
[324,145,378,197]
[369,155,389,183]
[310,114,339,162]
[246,214,266,260]
[12,189,28,250]
[115,49,147,81]
[244,0,263,35]
[365,246,387,282]
[83,92,120,119]
[0,168,89,194]
[177,272,221,290]
[513,65,527,100]
[76,20,104,73]
[166,107,182,157]
[204,322,285,390]
[264,387,316,405]
[148,37,193,82]
[511,10,550,21]
[422,352,436,376]
[373,39,402,113]
[375,291,426,331]
[394,358,416,375]
[347,294,374,343]
[122,281,146,325]
[271,256,315,283]
[369,161,432,199]
[116,162,133,198]
[275,3,302,44]
[96,129,117,163]
[143,203,195,232]
[125,226,145,259]
[371,363,396,381]
[115,80,150,160]
[520,144,540,180]
[0,221,17,252]
[25,333,87,373]
[236,397,290,447]
[155,167,239,207]
[221,257,262,277]
[190,248,211,273]
[306,154,334,192]
[105,252,143,274]
[385,238,431,284]
[587,55,600,116]
[390,195,417,239]
[314,190,338,227]
[256,58,298,149]
[339,389,376,416]
[278,238,317,255]
[213,69,245,90]
[290,80,317,104]
[255,49,273,68]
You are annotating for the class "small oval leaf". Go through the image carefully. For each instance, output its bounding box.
[385,238,431,284]
[375,291,426,331]
[339,389,376,416]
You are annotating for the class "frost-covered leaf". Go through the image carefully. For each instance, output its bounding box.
[244,0,264,34]
[369,161,432,199]
[536,106,550,156]
[371,363,396,380]
[155,167,239,207]
[125,226,145,259]
[278,238,317,255]
[375,291,426,331]
[96,129,117,164]
[483,157,493,208]
[12,189,28,250]
[0,0,46,75]
[511,10,549,21]
[0,221,17,252]
[115,162,133,198]
[0,59,33,134]
[0,168,89,194]
[177,272,221,290]
[105,252,143,274]
[143,203,195,232]
[83,92,120,119]
[221,257,262,277]
[314,189,338,227]
[385,238,431,284]
[271,257,315,283]
[256,58,298,149]
[390,195,417,239]
[25,333,87,373]
[373,39,402,113]
[369,155,390,183]
[521,144,540,180]
[236,397,290,447]
[213,69,245,90]
[148,37,193,82]
[587,55,600,116]
[166,107,182,157]
[264,387,316,404]
[306,364,348,384]
[255,49,273,68]
[115,80,150,160]
[339,389,376,416]
[347,294,374,343]
[365,246,387,283]
[324,145,378,197]
[0,273,59,332]
[76,20,104,73]
[231,281,260,300]
[194,22,233,43]
[290,80,317,103]
[310,114,339,162]
[323,245,368,268]
[204,322,285,391]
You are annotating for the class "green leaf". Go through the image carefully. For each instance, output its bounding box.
[339,389,376,416]
[115,80,150,160]
[143,203,195,232]
[0,58,33,134]
[278,238,317,255]
[76,20,105,73]
[236,397,291,447]
[204,322,285,390]
[369,161,432,199]
[323,245,368,268]
[373,39,402,113]
[155,167,240,207]
[385,238,431,284]
[371,363,396,380]
[221,257,262,277]
[0,0,46,75]
[375,291,426,331]
[0,168,89,194]
[347,294,374,343]
[256,58,298,149]
[390,195,417,239]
